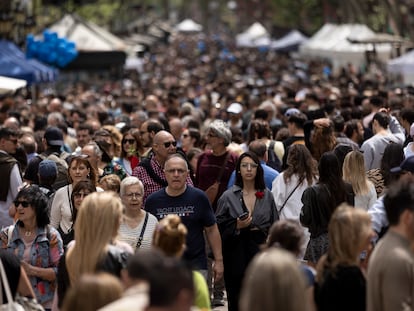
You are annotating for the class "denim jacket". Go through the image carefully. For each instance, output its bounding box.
[0,221,63,305]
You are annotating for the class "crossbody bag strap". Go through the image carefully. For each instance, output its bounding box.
[216,152,231,183]
[141,159,168,187]
[278,181,302,214]
[136,212,149,249]
[66,186,74,232]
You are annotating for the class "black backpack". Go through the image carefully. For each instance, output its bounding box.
[267,140,282,172]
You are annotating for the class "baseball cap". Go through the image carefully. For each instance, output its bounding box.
[44,127,64,146]
[284,108,301,117]
[38,159,58,179]
[390,156,414,174]
[227,102,243,114]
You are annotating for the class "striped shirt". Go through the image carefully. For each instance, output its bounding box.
[118,212,158,250]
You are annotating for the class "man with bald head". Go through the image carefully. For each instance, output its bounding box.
[133,130,193,204]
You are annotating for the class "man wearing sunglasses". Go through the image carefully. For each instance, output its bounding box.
[133,130,193,205]
[0,127,22,227]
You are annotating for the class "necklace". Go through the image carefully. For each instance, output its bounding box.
[24,231,32,237]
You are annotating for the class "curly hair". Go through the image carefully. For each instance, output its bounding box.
[310,122,337,161]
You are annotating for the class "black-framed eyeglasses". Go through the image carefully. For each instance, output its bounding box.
[14,200,31,208]
[122,139,136,144]
[163,141,177,148]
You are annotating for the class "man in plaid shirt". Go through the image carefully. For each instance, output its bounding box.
[133,130,193,205]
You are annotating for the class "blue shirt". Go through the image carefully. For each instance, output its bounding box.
[227,160,279,190]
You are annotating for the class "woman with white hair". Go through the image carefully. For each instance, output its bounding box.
[118,176,158,250]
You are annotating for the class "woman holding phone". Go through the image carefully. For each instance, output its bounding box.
[216,151,278,311]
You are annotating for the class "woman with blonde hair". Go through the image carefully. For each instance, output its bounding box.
[152,214,211,311]
[57,192,133,308]
[343,151,377,210]
[240,248,307,311]
[314,204,374,311]
[61,273,123,311]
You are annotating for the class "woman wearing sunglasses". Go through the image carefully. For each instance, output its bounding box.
[114,130,144,176]
[0,185,63,310]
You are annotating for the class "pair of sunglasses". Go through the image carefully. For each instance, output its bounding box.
[14,201,31,208]
[122,139,135,144]
[163,141,177,148]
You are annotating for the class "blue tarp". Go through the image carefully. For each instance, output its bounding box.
[0,40,58,84]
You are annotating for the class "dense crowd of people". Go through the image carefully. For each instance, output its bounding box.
[0,31,414,311]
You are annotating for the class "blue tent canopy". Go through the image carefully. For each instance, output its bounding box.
[0,40,58,84]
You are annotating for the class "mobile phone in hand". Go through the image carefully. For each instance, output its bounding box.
[239,212,249,220]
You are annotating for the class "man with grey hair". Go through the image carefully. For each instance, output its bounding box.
[146,154,223,285]
[196,120,238,211]
[195,119,238,307]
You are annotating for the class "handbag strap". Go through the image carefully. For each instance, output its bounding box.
[216,152,231,183]
[136,212,149,249]
[0,258,15,305]
[278,181,301,214]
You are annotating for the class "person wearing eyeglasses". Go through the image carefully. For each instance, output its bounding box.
[215,151,279,311]
[133,130,193,205]
[145,154,224,290]
[0,185,64,310]
[0,127,22,228]
[118,177,158,251]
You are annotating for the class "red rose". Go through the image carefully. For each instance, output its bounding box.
[255,191,264,199]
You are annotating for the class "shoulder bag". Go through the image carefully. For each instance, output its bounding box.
[205,152,230,204]
[0,258,44,311]
[277,181,302,214]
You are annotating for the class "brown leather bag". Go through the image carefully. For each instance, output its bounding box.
[205,181,220,204]
[205,152,230,204]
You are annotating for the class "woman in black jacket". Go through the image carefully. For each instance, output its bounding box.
[300,151,354,265]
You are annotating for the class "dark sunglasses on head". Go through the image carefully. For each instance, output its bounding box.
[182,134,189,138]
[122,139,136,144]
[163,141,177,148]
[14,200,31,208]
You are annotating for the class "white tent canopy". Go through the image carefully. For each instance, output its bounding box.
[271,30,309,51]
[48,14,127,52]
[175,19,203,32]
[388,50,414,84]
[300,24,392,71]
[236,22,270,47]
[0,76,27,95]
